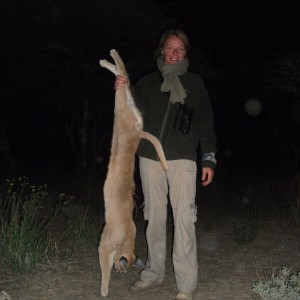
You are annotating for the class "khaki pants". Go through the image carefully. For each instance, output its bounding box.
[139,157,198,294]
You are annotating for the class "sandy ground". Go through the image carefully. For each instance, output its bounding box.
[1,197,300,300]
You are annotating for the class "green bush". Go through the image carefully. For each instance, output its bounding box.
[252,266,300,299]
[0,177,53,272]
[233,205,262,245]
[232,183,272,245]
[67,206,102,246]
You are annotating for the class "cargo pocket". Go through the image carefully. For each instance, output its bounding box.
[143,204,149,220]
[190,204,197,223]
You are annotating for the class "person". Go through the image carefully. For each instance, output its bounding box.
[114,29,217,300]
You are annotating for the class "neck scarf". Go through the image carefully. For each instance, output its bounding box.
[157,56,189,104]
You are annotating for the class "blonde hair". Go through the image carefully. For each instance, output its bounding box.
[154,29,190,60]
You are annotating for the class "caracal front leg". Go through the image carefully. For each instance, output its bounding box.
[99,243,116,297]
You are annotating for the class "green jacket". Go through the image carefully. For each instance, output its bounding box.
[134,71,217,168]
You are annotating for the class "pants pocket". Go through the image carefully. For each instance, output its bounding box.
[143,205,149,220]
[190,204,197,222]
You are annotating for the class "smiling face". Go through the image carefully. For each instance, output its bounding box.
[161,35,187,65]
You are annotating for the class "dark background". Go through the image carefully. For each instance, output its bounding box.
[1,0,300,193]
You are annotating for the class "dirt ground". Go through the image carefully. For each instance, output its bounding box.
[1,195,300,300]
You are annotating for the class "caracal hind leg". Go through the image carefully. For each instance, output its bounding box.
[99,244,116,297]
[110,49,127,77]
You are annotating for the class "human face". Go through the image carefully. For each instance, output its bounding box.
[161,35,186,65]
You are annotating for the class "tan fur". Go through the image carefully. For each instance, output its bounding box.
[98,49,168,297]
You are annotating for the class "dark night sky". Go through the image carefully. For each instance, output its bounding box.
[181,1,299,60]
[1,0,300,179]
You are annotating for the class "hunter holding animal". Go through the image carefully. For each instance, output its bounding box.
[115,29,217,300]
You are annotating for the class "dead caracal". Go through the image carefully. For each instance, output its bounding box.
[98,49,168,297]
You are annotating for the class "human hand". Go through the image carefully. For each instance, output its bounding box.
[114,75,129,90]
[201,167,214,186]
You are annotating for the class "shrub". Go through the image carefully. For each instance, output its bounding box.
[0,177,73,272]
[233,205,262,245]
[67,206,102,246]
[43,233,75,271]
[252,266,300,299]
[0,177,52,272]
[232,183,272,245]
